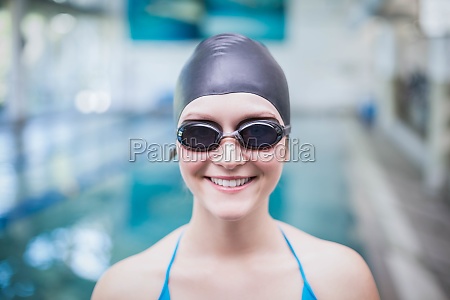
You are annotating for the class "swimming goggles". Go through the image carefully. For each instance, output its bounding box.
[177,119,291,151]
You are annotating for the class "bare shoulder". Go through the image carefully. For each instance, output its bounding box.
[91,226,186,300]
[277,221,380,300]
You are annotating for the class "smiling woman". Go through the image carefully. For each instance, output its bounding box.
[91,33,380,300]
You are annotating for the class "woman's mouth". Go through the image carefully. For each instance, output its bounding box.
[207,177,255,188]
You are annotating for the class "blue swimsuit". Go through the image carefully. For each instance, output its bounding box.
[158,230,317,300]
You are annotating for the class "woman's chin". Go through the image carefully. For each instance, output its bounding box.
[194,195,264,222]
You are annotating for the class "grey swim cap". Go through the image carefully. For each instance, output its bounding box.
[174,33,290,125]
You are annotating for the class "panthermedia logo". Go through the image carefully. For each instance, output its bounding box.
[129,138,315,163]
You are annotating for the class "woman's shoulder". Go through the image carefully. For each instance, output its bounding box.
[91,226,186,300]
[277,221,380,300]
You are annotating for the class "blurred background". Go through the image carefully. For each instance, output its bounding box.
[1,0,450,299]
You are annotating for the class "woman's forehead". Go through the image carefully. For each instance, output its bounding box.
[178,93,284,125]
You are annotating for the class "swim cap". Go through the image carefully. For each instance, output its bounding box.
[174,33,290,125]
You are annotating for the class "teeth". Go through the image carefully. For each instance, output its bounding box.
[210,177,251,187]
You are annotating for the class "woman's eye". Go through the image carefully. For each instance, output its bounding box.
[247,126,265,136]
[192,127,212,137]
[241,124,266,138]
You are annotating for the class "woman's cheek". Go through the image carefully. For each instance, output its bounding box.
[178,149,208,187]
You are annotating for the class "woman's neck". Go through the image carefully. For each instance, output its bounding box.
[181,201,285,258]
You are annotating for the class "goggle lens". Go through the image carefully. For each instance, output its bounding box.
[180,123,218,150]
[239,123,280,149]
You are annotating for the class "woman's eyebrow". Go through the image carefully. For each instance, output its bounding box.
[240,112,278,120]
[182,112,278,120]
[182,113,216,120]
[242,112,278,120]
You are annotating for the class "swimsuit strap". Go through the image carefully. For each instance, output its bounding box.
[164,232,184,284]
[279,228,317,300]
[159,232,184,300]
[279,229,308,281]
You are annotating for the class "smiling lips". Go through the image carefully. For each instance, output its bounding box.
[208,177,255,188]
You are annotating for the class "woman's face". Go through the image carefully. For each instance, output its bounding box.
[177,93,288,222]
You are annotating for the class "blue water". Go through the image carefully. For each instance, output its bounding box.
[0,114,363,299]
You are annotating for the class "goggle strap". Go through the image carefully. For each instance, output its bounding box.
[283,125,291,136]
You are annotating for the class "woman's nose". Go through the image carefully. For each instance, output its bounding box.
[209,138,246,169]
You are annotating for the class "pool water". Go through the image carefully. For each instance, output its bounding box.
[0,114,363,299]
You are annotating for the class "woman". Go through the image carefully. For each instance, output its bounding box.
[92,33,380,300]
